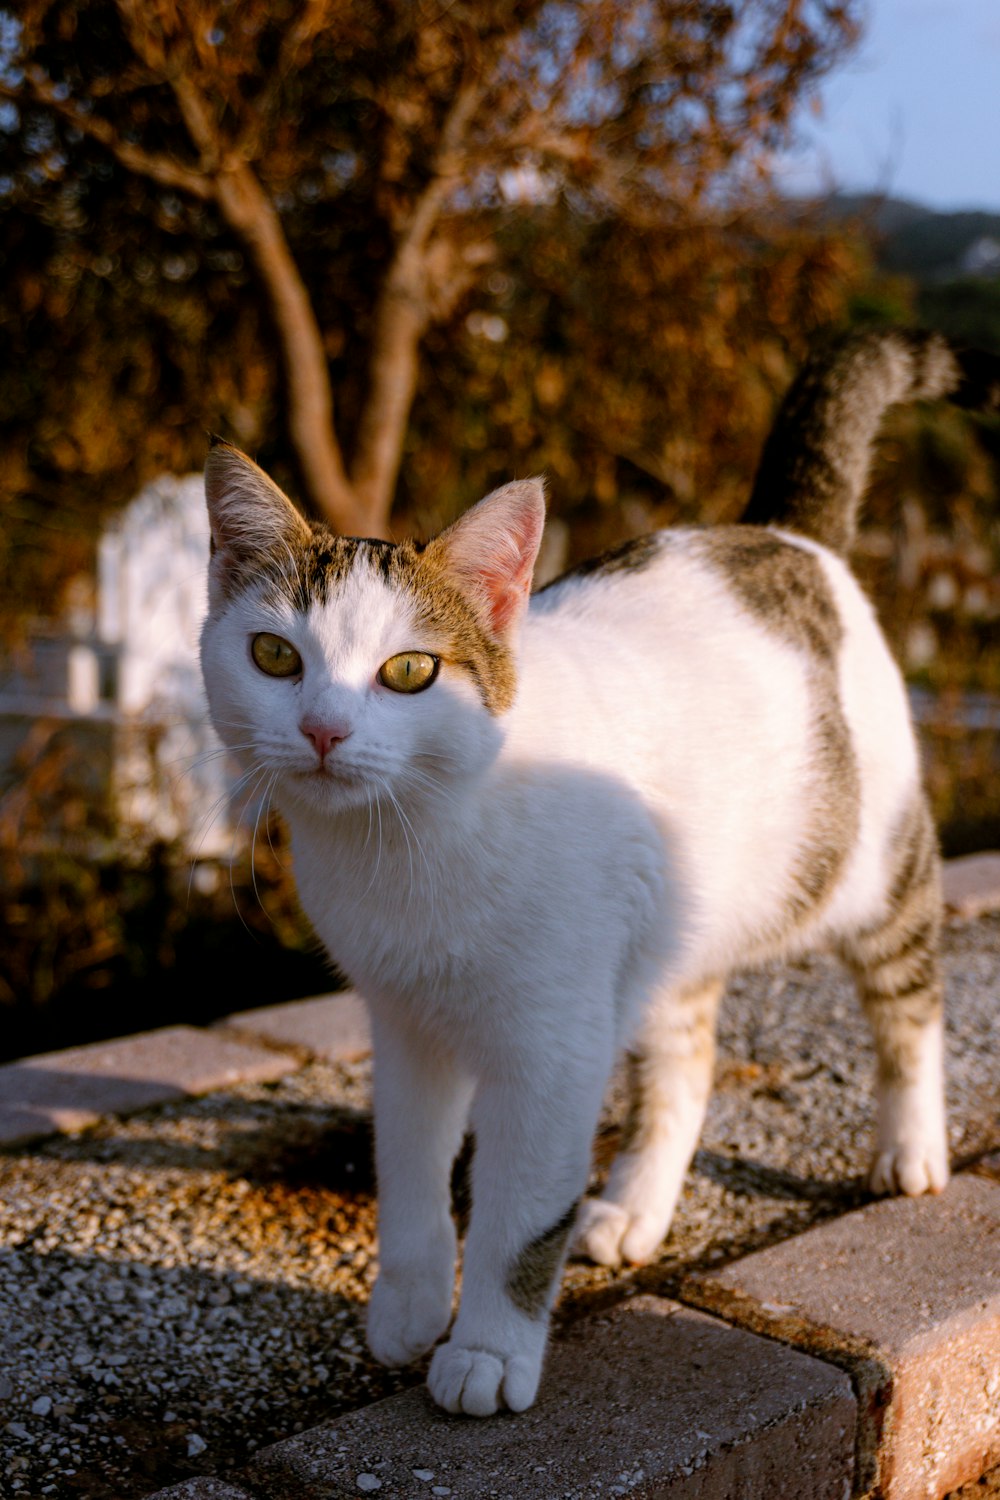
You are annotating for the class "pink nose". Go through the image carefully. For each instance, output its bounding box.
[300,719,349,760]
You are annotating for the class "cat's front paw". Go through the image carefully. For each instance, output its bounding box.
[868,1141,949,1197]
[367,1268,453,1367]
[427,1339,542,1416]
[572,1198,663,1267]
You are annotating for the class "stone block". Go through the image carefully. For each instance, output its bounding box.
[942,854,1000,919]
[0,1026,296,1145]
[240,1295,855,1499]
[684,1175,1000,1499]
[218,991,371,1063]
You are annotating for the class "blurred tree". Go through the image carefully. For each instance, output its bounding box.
[2,0,861,545]
[404,201,867,589]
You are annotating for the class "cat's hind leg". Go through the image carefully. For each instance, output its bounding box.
[573,978,723,1267]
[366,1008,475,1367]
[842,796,949,1196]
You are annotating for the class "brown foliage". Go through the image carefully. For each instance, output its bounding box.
[410,206,867,557]
[2,0,862,550]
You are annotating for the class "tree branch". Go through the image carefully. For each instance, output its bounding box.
[169,72,225,174]
[113,1,365,534]
[396,74,482,260]
[212,158,368,532]
[350,74,483,520]
[233,0,335,164]
[172,78,363,529]
[0,69,214,200]
[8,42,366,532]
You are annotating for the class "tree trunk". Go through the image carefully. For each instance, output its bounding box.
[348,79,483,531]
[213,164,377,535]
[166,62,481,539]
[349,253,427,530]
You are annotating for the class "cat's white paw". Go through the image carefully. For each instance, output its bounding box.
[366,1269,453,1367]
[868,1142,949,1197]
[427,1339,541,1416]
[572,1198,663,1267]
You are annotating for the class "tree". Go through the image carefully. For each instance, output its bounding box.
[2,0,861,541]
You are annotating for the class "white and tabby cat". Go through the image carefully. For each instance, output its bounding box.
[200,329,1000,1417]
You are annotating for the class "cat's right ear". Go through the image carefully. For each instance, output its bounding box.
[204,440,312,580]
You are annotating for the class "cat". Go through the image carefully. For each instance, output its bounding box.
[199,327,1000,1418]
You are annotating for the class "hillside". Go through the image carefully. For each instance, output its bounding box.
[821,193,1000,281]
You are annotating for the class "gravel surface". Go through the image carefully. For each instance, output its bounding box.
[1,915,998,1499]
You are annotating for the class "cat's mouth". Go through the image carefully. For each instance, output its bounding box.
[294,761,359,786]
[287,759,379,804]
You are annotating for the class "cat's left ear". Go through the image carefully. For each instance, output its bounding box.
[430,478,546,639]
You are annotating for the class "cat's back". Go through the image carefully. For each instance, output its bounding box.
[516,523,839,797]
[526,522,881,691]
[515,521,917,967]
[528,521,899,687]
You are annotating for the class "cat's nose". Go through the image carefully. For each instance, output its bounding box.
[300,718,350,760]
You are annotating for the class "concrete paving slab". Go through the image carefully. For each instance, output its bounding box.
[943,853,1000,919]
[683,1175,1000,1500]
[231,1296,856,1500]
[218,991,371,1063]
[0,1026,297,1146]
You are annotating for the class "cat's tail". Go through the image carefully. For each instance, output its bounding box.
[741,328,1000,555]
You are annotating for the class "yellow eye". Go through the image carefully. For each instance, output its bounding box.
[251,633,302,678]
[378,652,439,693]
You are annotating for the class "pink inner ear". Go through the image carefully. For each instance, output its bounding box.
[442,481,545,637]
[482,528,538,633]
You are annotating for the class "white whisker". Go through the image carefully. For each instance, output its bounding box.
[188,762,259,854]
[185,760,265,904]
[263,775,286,867]
[249,770,279,917]
[161,741,257,774]
[223,763,272,937]
[388,783,434,909]
[383,779,416,910]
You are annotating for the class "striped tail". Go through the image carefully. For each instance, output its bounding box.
[742,329,1000,556]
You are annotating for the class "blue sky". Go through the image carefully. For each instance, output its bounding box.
[777,0,1000,211]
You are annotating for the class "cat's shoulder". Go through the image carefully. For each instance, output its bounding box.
[531,522,857,661]
[533,522,836,595]
[531,529,686,611]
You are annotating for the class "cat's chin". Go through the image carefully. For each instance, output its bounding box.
[281,765,373,814]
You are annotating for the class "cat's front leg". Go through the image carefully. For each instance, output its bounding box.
[366,1009,474,1367]
[427,1055,608,1416]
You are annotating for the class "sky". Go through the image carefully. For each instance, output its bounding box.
[777,0,1000,212]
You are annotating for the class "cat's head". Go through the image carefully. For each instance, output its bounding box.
[199,443,545,813]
